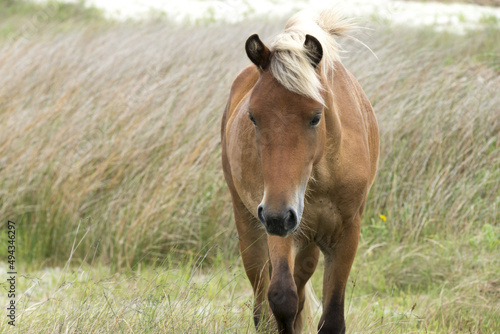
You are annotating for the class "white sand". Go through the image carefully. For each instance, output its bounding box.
[32,0,500,32]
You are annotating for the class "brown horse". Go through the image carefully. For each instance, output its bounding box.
[221,9,379,334]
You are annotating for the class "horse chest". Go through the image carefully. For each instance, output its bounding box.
[301,191,344,237]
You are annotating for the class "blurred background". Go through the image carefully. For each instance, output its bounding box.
[0,0,498,332]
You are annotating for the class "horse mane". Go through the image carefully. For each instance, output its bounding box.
[269,9,354,105]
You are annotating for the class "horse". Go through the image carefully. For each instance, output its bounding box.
[221,9,379,334]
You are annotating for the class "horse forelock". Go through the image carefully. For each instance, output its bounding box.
[268,9,354,105]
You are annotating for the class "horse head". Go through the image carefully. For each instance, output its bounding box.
[245,34,327,237]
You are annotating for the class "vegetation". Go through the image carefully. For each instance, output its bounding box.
[0,0,105,40]
[0,1,498,332]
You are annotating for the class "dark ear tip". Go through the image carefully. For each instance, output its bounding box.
[245,34,260,47]
[305,34,322,51]
[304,34,323,68]
[245,34,271,70]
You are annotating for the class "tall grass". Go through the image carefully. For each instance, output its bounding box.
[1,18,497,268]
[0,6,499,332]
[351,25,500,241]
[0,18,283,267]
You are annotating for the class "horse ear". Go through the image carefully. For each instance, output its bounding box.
[304,34,323,68]
[245,34,271,71]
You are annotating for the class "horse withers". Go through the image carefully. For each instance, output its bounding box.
[221,9,379,334]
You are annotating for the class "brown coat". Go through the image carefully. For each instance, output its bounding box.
[221,28,379,334]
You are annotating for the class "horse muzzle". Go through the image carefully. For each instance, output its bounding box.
[257,204,299,237]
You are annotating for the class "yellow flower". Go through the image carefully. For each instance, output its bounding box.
[379,214,387,221]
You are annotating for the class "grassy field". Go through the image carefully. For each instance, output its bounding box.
[0,1,499,332]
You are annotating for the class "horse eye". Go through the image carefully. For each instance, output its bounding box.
[310,114,321,126]
[249,113,257,125]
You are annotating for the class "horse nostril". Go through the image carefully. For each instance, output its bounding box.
[257,205,265,224]
[257,205,298,236]
[285,209,297,230]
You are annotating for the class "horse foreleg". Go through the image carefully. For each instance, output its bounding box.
[233,200,272,331]
[318,215,361,334]
[267,235,298,334]
[293,243,320,333]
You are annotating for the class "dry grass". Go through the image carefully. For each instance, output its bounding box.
[348,25,500,241]
[0,21,281,267]
[0,4,499,333]
[2,18,497,268]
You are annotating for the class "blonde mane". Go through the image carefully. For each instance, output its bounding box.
[269,9,354,105]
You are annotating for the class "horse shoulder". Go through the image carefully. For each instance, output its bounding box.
[343,67,380,188]
[325,63,378,215]
[222,65,259,155]
[227,65,260,115]
[221,65,262,208]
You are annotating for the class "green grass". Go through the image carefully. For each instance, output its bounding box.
[0,255,256,333]
[0,0,106,41]
[0,0,103,22]
[0,231,498,332]
[0,2,499,333]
